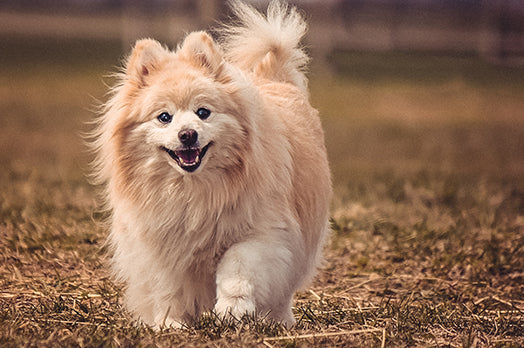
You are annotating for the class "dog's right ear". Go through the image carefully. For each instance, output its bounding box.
[125,39,167,88]
[178,31,223,76]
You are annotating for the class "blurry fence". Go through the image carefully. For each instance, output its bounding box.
[1,0,523,63]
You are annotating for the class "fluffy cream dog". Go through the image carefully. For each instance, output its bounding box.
[91,0,331,328]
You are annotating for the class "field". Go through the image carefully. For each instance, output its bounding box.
[1,37,523,347]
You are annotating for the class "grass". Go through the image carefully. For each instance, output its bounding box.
[1,37,523,346]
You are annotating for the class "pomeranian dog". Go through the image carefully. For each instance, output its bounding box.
[91,0,331,328]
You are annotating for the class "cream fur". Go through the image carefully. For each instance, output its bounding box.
[91,0,331,328]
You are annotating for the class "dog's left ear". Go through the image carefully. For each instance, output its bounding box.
[179,31,223,76]
[126,39,168,88]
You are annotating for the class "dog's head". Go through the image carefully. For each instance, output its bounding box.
[108,33,257,184]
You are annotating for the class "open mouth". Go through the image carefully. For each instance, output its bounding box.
[161,143,211,173]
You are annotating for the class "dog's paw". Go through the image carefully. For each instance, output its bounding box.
[214,296,256,321]
[152,312,183,330]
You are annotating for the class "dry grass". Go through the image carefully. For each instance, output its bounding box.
[1,38,523,347]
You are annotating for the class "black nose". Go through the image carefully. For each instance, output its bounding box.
[178,129,198,147]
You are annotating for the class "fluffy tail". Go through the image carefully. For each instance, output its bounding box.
[221,0,310,91]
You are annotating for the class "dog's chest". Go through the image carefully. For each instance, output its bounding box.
[151,201,251,268]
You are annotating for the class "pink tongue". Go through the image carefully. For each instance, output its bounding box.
[177,149,198,164]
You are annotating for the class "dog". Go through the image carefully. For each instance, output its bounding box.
[91,0,331,328]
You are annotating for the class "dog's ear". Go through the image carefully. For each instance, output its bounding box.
[125,39,167,87]
[178,31,223,75]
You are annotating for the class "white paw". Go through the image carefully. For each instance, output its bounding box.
[214,296,256,321]
[152,311,183,330]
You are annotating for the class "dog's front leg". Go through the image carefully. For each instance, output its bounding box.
[214,237,299,326]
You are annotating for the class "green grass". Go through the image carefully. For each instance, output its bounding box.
[1,37,523,346]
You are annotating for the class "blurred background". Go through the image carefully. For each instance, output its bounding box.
[1,0,524,60]
[1,0,523,199]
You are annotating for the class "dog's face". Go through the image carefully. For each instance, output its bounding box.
[113,33,255,181]
[136,69,241,176]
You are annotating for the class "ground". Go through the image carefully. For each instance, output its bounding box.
[0,38,523,347]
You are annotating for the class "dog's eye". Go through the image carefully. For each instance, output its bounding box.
[196,108,211,120]
[157,112,172,124]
